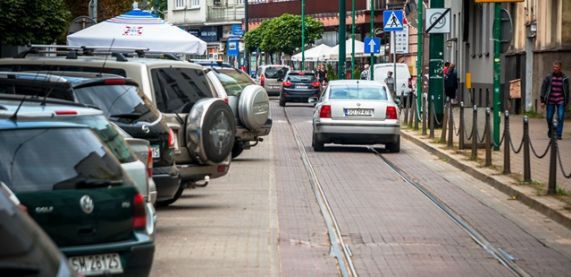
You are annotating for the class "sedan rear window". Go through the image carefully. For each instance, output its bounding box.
[0,128,124,193]
[287,73,316,83]
[329,86,388,101]
[74,85,160,123]
[214,69,253,97]
[263,67,288,79]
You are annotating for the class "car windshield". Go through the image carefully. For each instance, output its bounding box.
[329,86,388,101]
[0,128,124,192]
[214,69,253,96]
[287,74,316,83]
[74,85,160,123]
[264,67,288,79]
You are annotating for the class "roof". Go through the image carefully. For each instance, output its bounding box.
[0,119,85,130]
[0,56,203,70]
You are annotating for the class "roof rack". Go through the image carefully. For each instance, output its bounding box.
[17,44,181,62]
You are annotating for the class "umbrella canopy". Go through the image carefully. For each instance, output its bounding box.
[67,4,206,55]
[325,39,369,61]
[291,44,332,62]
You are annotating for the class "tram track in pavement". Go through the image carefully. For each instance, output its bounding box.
[368,146,532,277]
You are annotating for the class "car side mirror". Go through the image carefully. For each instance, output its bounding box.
[394,97,401,106]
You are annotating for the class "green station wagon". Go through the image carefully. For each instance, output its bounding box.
[0,120,155,276]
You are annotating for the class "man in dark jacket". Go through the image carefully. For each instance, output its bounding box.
[540,61,569,139]
[444,63,458,102]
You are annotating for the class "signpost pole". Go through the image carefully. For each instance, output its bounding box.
[493,3,501,149]
[339,0,346,79]
[416,0,423,119]
[244,0,249,74]
[370,0,375,79]
[351,0,356,79]
[393,31,397,99]
[301,0,305,71]
[428,0,444,125]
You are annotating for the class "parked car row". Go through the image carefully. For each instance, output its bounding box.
[0,47,274,276]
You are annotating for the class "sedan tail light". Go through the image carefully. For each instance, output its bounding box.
[146,147,153,178]
[132,193,146,230]
[311,81,321,88]
[319,105,331,118]
[283,80,293,88]
[386,106,398,120]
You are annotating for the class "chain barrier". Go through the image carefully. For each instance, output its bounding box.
[430,102,443,126]
[529,139,551,159]
[477,118,488,145]
[508,132,525,154]
[557,147,571,179]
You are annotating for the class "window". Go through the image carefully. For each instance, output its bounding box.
[214,69,253,96]
[151,67,214,113]
[329,86,388,101]
[190,0,200,8]
[175,0,186,9]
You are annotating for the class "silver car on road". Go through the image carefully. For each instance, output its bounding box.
[312,80,401,152]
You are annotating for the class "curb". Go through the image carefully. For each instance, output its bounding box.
[401,130,571,230]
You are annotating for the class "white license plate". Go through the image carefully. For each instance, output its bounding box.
[69,253,123,276]
[345,108,374,116]
[151,145,160,158]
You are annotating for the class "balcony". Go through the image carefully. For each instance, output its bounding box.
[208,0,245,23]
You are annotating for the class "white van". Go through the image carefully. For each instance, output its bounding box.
[369,63,412,97]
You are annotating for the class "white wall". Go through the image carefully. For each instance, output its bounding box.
[167,0,208,26]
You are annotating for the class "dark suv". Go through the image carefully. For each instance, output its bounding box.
[0,72,182,205]
[0,120,154,276]
[280,71,321,106]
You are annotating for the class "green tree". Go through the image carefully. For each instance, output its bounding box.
[244,21,267,52]
[0,0,71,45]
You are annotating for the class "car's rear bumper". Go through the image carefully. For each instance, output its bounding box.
[236,118,272,141]
[152,164,181,202]
[61,233,155,277]
[315,122,400,144]
[177,158,231,182]
[282,89,320,101]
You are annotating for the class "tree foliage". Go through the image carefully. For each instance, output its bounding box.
[244,14,323,55]
[0,0,71,45]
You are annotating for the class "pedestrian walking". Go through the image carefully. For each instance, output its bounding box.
[444,64,458,104]
[316,64,328,86]
[540,60,569,139]
[360,64,370,80]
[385,71,396,99]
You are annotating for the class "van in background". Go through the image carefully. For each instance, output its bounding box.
[369,63,412,98]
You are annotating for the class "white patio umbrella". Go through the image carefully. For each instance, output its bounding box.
[67,3,206,55]
[291,44,332,62]
[325,39,368,61]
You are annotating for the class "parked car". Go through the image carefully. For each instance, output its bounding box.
[368,63,412,100]
[0,119,155,276]
[0,182,76,277]
[0,72,182,206]
[311,80,401,152]
[0,50,235,189]
[280,71,322,106]
[256,65,290,96]
[202,64,272,158]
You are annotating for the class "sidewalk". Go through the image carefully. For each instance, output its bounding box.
[399,111,571,229]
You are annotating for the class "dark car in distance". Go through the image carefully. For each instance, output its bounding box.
[279,71,321,106]
[0,120,155,276]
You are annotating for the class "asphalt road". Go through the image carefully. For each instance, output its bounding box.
[151,100,571,276]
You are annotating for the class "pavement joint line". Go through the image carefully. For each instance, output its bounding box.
[267,128,280,276]
[283,107,358,277]
[369,146,532,277]
[400,130,571,230]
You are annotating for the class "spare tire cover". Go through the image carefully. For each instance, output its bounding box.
[186,98,236,165]
[238,85,270,131]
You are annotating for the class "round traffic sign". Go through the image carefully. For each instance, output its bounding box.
[429,12,447,29]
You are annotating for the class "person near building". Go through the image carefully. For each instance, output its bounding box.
[316,64,328,86]
[443,61,450,76]
[444,63,458,104]
[360,64,370,80]
[384,71,396,99]
[540,61,569,140]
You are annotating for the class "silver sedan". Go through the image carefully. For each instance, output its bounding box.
[311,80,401,152]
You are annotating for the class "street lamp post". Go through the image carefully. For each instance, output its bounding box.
[301,0,305,71]
[245,0,250,74]
[351,0,355,79]
[338,0,346,79]
[369,0,375,79]
[416,0,423,119]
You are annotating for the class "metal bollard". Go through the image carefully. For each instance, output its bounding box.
[485,108,492,166]
[414,95,419,130]
[448,98,454,148]
[471,105,478,161]
[547,120,558,195]
[503,111,511,174]
[459,102,465,149]
[523,116,531,182]
[440,98,449,143]
[408,95,414,127]
[429,96,435,139]
[422,95,427,135]
[404,95,410,126]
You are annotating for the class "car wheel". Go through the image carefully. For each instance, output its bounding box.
[186,99,236,164]
[238,85,270,131]
[386,136,400,153]
[232,142,244,158]
[156,181,184,207]
[279,97,286,107]
[312,132,324,152]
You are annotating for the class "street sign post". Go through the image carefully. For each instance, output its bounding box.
[390,25,409,54]
[364,37,381,54]
[425,8,451,34]
[227,39,239,57]
[383,10,404,32]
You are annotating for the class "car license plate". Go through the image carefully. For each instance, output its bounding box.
[151,145,160,158]
[69,253,123,276]
[345,108,374,116]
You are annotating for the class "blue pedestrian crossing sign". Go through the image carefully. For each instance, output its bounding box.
[364,37,381,54]
[383,10,404,32]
